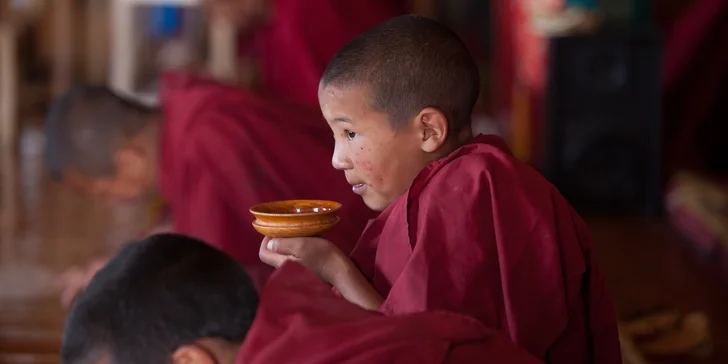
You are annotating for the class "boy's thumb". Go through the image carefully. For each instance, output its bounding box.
[267,238,298,256]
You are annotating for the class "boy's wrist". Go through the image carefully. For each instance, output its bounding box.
[329,250,354,288]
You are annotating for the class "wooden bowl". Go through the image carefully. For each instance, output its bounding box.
[249,200,341,238]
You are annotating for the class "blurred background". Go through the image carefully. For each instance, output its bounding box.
[0,0,727,363]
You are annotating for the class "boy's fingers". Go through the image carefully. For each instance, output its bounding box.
[85,259,107,279]
[259,238,292,268]
[54,267,82,289]
[56,261,103,308]
[60,282,82,309]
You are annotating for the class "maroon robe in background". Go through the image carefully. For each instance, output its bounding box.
[238,262,544,364]
[349,134,621,363]
[661,0,728,170]
[241,0,407,107]
[159,72,376,289]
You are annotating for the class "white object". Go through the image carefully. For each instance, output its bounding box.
[207,18,238,83]
[109,0,237,106]
[110,0,203,106]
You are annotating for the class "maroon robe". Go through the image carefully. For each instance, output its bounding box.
[159,72,376,289]
[238,262,544,364]
[239,0,407,107]
[349,134,622,363]
[661,0,728,170]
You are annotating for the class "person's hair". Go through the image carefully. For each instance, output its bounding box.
[321,14,480,133]
[61,234,259,364]
[44,85,157,179]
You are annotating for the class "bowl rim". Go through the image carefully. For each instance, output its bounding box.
[249,200,342,218]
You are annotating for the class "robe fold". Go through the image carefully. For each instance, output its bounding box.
[238,262,544,364]
[159,72,376,289]
[349,134,622,363]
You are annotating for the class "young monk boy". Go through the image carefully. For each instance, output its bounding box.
[259,15,623,363]
[62,233,544,364]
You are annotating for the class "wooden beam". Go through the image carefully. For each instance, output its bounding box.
[0,21,18,149]
[51,0,74,96]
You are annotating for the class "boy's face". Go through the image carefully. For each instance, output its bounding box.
[62,136,157,201]
[319,85,444,211]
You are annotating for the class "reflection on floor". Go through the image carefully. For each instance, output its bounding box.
[1,126,728,364]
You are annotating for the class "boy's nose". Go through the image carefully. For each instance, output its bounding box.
[331,142,351,170]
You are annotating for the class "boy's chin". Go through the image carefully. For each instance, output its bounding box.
[362,194,392,212]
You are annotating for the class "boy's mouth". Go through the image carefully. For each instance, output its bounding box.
[351,183,366,195]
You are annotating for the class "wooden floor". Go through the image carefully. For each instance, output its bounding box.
[591,219,728,364]
[1,126,727,363]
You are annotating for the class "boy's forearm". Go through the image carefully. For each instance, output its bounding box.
[331,253,384,311]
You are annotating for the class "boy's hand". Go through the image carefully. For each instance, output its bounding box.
[260,236,385,311]
[259,236,347,285]
[56,258,108,308]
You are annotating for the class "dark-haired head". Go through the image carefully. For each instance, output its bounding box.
[61,234,258,364]
[321,14,479,132]
[319,15,479,211]
[45,85,160,200]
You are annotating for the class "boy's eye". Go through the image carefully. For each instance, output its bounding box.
[345,130,358,140]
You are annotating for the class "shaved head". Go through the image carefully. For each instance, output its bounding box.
[44,85,156,179]
[320,15,480,132]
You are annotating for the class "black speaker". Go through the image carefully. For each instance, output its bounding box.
[542,31,662,218]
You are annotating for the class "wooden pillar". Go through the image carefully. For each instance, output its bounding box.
[207,18,237,84]
[52,0,74,96]
[86,0,109,83]
[0,21,18,149]
[0,142,17,259]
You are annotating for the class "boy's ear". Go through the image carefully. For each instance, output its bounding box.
[172,344,217,364]
[414,107,449,153]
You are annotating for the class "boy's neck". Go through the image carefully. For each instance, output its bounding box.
[457,124,474,144]
[432,126,473,160]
